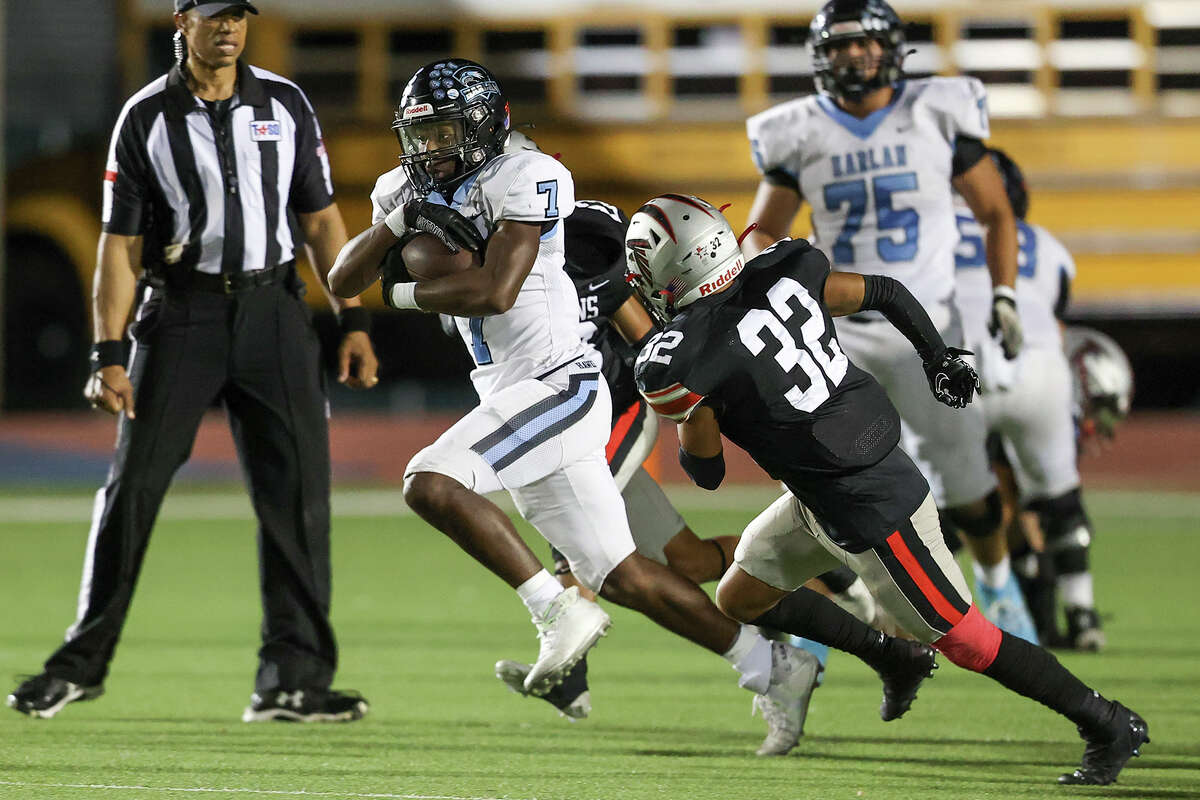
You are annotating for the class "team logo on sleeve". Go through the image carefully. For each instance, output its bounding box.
[249,120,282,142]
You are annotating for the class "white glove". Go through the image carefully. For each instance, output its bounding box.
[988,286,1023,360]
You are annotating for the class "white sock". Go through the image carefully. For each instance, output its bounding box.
[722,625,772,694]
[975,556,1012,589]
[516,570,563,619]
[1058,572,1095,609]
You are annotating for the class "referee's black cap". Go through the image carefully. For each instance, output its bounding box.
[174,0,259,15]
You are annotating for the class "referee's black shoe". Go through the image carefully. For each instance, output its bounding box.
[241,688,369,722]
[1059,702,1149,785]
[7,673,105,718]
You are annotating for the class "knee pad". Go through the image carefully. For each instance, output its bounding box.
[933,605,1003,673]
[1028,488,1091,574]
[945,490,1003,540]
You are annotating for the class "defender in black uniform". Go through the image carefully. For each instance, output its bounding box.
[628,194,1148,785]
[500,200,942,756]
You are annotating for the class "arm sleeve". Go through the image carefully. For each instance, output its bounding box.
[859,274,948,362]
[288,89,335,213]
[1054,268,1072,319]
[678,448,725,491]
[102,102,152,235]
[952,135,988,177]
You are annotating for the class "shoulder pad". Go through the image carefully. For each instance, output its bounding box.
[480,150,575,223]
[746,97,817,178]
[913,76,989,141]
[634,327,706,422]
[370,165,412,224]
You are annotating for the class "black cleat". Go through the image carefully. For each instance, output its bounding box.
[241,688,369,722]
[1058,703,1149,785]
[495,657,591,720]
[877,640,937,721]
[7,673,104,719]
[1064,606,1106,652]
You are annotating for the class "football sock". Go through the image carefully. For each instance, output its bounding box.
[722,625,772,694]
[1058,572,1095,610]
[750,587,901,674]
[517,570,564,619]
[975,556,1012,590]
[982,630,1114,734]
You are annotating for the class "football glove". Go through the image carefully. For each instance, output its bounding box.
[923,347,980,409]
[379,244,410,310]
[988,287,1023,360]
[392,199,484,255]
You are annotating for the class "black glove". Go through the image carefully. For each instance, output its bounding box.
[404,200,485,254]
[379,243,410,310]
[922,347,980,409]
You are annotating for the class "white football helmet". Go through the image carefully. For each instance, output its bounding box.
[1062,325,1133,421]
[624,194,745,326]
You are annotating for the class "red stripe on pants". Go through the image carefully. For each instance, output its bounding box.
[885,529,965,627]
[605,401,641,464]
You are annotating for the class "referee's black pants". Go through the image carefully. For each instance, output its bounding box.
[43,274,338,694]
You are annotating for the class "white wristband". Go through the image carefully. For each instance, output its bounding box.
[993,285,1016,303]
[383,203,409,240]
[389,281,421,310]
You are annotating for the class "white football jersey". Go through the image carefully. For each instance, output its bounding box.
[747,77,990,314]
[371,134,588,401]
[953,203,1076,353]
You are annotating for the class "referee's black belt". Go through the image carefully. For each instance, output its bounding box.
[167,261,294,294]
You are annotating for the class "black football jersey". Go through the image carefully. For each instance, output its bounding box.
[635,238,928,549]
[563,201,640,416]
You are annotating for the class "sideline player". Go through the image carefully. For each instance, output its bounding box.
[742,0,1037,642]
[328,60,864,752]
[953,151,1107,649]
[628,193,1148,785]
[495,200,883,732]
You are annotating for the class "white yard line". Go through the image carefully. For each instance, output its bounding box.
[0,486,1196,524]
[0,779,526,800]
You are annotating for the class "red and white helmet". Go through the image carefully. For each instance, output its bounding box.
[624,194,745,326]
[1062,325,1134,420]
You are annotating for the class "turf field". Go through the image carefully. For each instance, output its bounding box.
[1,486,1198,800]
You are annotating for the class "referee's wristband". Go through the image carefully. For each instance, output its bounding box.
[337,306,372,335]
[88,340,125,371]
[388,282,422,310]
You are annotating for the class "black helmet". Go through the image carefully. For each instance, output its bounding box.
[809,0,906,102]
[988,148,1029,220]
[392,59,510,196]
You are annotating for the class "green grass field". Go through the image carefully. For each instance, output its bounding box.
[1,487,1198,800]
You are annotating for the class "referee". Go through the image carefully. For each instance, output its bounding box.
[7,0,379,722]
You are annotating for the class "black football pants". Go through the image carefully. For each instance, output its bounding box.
[43,277,337,694]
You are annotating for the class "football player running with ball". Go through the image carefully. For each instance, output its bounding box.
[628,193,1148,786]
[743,0,1038,642]
[329,61,934,753]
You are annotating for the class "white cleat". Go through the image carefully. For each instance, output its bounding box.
[752,641,822,757]
[523,586,611,697]
[495,660,591,720]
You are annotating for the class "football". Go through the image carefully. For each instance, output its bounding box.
[401,233,481,282]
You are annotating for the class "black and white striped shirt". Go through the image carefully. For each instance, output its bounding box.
[102,61,334,275]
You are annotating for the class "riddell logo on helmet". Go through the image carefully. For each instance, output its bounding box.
[404,104,434,119]
[698,260,744,296]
